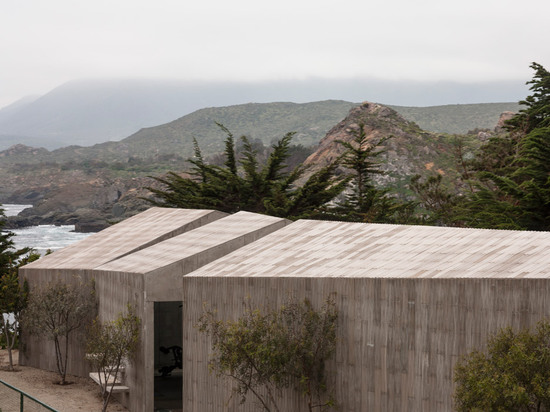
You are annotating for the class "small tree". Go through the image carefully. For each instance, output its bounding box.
[0,205,37,371]
[332,124,415,224]
[409,174,459,226]
[23,280,96,384]
[0,268,30,370]
[198,295,338,412]
[454,320,550,411]
[86,305,141,412]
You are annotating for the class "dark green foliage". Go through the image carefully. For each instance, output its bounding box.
[0,206,32,275]
[455,63,550,230]
[331,124,416,223]
[454,320,550,411]
[466,134,519,178]
[265,162,349,220]
[148,125,348,220]
[0,205,38,371]
[0,271,29,369]
[409,174,459,226]
[198,296,338,412]
[506,62,550,133]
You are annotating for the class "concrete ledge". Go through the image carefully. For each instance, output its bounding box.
[89,372,129,393]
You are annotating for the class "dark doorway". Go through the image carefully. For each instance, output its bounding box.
[154,301,183,412]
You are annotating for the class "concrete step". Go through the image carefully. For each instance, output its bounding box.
[89,372,129,393]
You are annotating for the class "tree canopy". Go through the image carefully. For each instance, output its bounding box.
[148,123,349,220]
[23,280,97,384]
[454,320,550,411]
[420,62,550,230]
[330,124,415,223]
[149,123,418,223]
[86,305,140,412]
[0,205,37,371]
[198,296,338,412]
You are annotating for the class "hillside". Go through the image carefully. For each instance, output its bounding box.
[390,102,521,134]
[1,100,501,231]
[303,102,481,195]
[0,100,520,169]
[0,101,358,217]
[0,77,523,150]
[0,99,515,207]
[0,101,357,166]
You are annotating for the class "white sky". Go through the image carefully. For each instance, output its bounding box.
[1,0,549,108]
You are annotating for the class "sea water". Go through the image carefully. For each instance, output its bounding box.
[3,204,93,324]
[3,204,93,254]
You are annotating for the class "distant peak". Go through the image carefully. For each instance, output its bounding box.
[0,143,49,157]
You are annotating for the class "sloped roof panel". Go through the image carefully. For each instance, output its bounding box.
[187,220,550,279]
[22,207,226,270]
[95,211,289,274]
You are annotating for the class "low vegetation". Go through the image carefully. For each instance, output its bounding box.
[86,305,140,412]
[455,320,550,411]
[390,102,521,134]
[22,280,96,384]
[198,296,338,412]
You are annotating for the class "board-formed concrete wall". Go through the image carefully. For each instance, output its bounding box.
[18,209,290,412]
[18,268,146,411]
[182,276,550,411]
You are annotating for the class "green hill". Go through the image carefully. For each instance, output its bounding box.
[0,100,521,168]
[0,99,521,225]
[390,102,521,134]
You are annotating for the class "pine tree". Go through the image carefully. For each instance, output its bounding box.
[148,124,348,219]
[505,62,550,134]
[457,63,550,230]
[409,174,459,226]
[330,124,415,223]
[0,205,35,371]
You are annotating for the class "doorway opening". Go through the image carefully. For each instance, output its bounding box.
[154,301,182,412]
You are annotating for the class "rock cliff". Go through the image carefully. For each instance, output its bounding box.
[303,102,471,192]
[5,175,156,231]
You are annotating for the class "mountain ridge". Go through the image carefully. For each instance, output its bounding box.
[0,99,520,164]
[2,100,500,230]
[0,78,524,150]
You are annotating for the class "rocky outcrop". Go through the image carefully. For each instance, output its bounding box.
[494,111,516,133]
[5,176,157,231]
[0,144,49,158]
[303,102,462,190]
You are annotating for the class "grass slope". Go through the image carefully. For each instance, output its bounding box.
[390,102,521,134]
[0,100,520,168]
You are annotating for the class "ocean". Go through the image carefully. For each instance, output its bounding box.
[3,204,93,254]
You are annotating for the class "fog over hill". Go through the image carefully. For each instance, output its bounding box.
[0,78,527,150]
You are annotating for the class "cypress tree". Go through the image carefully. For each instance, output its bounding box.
[330,124,415,223]
[148,124,348,219]
[457,62,550,230]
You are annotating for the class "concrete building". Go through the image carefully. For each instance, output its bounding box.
[19,208,289,412]
[19,208,550,411]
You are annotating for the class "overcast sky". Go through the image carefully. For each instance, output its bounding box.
[2,0,549,108]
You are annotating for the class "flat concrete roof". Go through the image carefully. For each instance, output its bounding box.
[23,207,226,270]
[186,220,550,279]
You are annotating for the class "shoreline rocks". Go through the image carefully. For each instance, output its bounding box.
[4,177,157,232]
